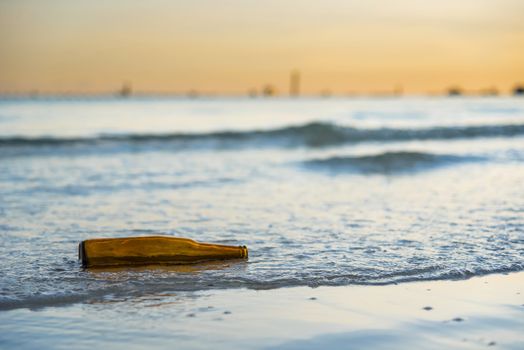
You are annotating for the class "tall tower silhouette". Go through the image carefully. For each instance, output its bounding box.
[290,70,300,97]
[118,82,132,97]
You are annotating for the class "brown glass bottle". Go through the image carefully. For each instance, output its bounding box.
[79,236,248,267]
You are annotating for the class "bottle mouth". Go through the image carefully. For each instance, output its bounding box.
[240,245,248,259]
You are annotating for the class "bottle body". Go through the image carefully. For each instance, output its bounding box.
[79,236,248,267]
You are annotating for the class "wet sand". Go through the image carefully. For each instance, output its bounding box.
[1,272,523,349]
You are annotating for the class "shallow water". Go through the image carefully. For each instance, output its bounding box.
[1,97,523,310]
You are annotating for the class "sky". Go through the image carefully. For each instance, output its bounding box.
[1,0,523,95]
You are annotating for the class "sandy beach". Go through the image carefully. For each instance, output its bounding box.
[1,271,522,349]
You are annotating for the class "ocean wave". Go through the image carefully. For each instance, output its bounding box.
[302,151,483,174]
[1,122,524,152]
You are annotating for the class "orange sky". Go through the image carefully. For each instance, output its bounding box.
[1,0,523,95]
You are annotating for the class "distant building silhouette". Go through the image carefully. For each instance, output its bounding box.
[513,84,524,96]
[118,82,132,97]
[289,70,300,97]
[187,89,199,98]
[447,86,462,96]
[262,84,276,97]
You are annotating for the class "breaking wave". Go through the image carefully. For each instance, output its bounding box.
[2,122,524,152]
[302,151,484,174]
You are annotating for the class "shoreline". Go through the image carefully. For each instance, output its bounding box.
[2,265,523,312]
[1,271,523,349]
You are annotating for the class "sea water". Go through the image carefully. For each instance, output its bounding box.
[0,97,523,311]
